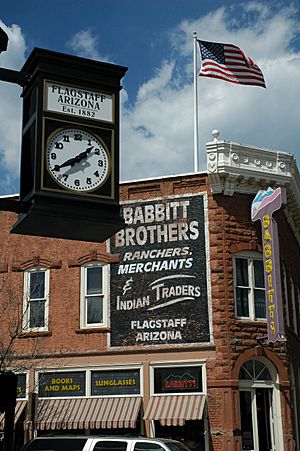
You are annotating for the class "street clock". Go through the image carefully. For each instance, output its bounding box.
[10,48,127,242]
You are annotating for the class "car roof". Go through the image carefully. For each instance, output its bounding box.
[30,436,179,443]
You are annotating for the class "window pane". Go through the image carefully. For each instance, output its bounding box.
[236,258,249,286]
[254,360,271,380]
[29,300,45,328]
[254,289,266,318]
[87,267,102,295]
[236,287,249,317]
[87,296,103,323]
[257,366,272,381]
[240,391,254,450]
[30,271,45,299]
[239,361,254,380]
[239,366,251,380]
[254,260,264,288]
[94,442,127,451]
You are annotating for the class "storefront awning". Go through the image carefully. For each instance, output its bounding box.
[36,397,142,430]
[0,400,27,429]
[144,395,206,426]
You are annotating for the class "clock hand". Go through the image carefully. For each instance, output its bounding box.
[53,146,93,172]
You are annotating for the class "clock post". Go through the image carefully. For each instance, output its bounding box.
[10,48,127,242]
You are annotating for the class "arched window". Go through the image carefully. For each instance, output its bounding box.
[239,359,272,382]
[233,251,265,320]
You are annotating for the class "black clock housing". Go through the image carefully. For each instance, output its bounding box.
[11,48,127,242]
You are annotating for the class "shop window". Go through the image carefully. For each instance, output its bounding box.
[233,253,266,320]
[154,421,205,451]
[23,268,49,331]
[80,262,108,328]
[153,365,203,394]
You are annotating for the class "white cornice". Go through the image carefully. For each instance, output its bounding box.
[206,135,300,243]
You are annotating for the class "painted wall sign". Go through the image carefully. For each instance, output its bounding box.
[109,194,210,347]
[17,373,27,399]
[45,81,113,122]
[251,187,285,343]
[38,371,86,398]
[91,369,140,396]
[154,366,203,394]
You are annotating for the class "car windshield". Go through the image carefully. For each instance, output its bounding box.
[23,438,88,451]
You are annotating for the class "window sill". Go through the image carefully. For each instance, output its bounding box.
[75,327,110,334]
[235,318,267,324]
[18,331,52,338]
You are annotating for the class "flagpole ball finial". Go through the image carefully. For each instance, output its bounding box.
[212,130,220,142]
[193,31,197,38]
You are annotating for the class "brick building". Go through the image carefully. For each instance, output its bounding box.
[0,135,300,451]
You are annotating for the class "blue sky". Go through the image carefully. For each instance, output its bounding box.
[1,1,300,194]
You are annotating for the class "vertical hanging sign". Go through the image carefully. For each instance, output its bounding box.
[251,187,285,343]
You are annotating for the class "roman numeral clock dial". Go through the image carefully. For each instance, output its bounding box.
[46,128,110,192]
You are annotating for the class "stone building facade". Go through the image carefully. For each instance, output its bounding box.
[0,135,300,451]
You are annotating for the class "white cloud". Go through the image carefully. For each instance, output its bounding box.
[0,21,25,194]
[67,29,109,62]
[121,2,300,180]
[1,3,300,191]
[121,61,194,180]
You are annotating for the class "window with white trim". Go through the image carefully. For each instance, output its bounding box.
[80,262,108,328]
[234,252,266,320]
[23,268,49,331]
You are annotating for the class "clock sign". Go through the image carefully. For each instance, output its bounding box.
[46,128,110,192]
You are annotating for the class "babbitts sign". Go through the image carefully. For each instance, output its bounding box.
[153,365,203,394]
[109,194,211,347]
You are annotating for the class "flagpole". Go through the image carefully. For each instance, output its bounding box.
[193,31,199,172]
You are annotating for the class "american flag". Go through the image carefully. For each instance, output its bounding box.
[197,40,266,88]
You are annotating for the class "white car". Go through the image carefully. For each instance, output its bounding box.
[21,436,192,451]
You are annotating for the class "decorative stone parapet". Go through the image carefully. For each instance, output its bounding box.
[206,131,300,243]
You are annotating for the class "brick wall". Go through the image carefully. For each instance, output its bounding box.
[0,173,297,449]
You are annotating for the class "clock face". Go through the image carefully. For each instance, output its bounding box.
[46,128,110,192]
